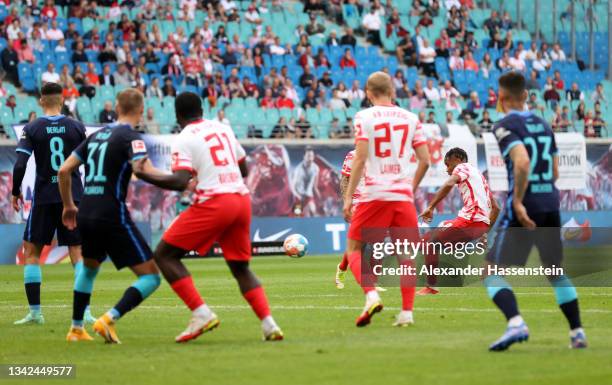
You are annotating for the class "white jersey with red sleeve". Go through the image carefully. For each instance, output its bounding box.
[452,162,492,224]
[353,105,427,202]
[171,119,249,202]
[341,150,363,203]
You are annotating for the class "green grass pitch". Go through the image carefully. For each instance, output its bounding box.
[1,255,611,385]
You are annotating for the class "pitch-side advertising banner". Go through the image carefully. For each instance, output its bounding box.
[482,132,587,191]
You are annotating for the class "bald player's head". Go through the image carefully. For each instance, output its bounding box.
[365,71,394,104]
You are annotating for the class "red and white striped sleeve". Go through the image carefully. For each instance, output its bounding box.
[341,151,354,177]
[171,134,196,175]
[411,121,427,148]
[452,163,470,182]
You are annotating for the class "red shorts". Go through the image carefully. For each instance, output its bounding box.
[348,200,418,241]
[425,217,489,244]
[162,193,251,261]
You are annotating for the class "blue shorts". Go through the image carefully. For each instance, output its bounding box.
[24,203,81,246]
[486,210,563,267]
[78,216,152,270]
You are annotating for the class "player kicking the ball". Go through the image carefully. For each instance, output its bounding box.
[11,82,95,325]
[343,72,430,327]
[418,147,500,295]
[59,89,161,343]
[133,92,283,343]
[485,72,586,351]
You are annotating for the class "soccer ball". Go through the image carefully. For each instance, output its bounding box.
[283,234,309,258]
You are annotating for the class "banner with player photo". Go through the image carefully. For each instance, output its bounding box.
[483,132,588,191]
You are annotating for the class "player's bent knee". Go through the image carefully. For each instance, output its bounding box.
[132,274,161,298]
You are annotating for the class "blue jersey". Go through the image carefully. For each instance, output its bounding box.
[493,111,559,214]
[16,115,86,205]
[73,123,147,223]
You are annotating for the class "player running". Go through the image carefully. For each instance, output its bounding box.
[11,82,95,325]
[335,150,386,292]
[485,72,586,351]
[133,92,283,343]
[418,147,500,295]
[343,72,430,327]
[59,89,161,343]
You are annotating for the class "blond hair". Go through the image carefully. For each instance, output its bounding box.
[366,71,394,99]
[116,88,144,116]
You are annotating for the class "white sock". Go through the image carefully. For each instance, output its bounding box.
[508,315,525,328]
[366,290,381,303]
[570,327,585,337]
[193,304,213,319]
[262,315,278,333]
[399,310,413,318]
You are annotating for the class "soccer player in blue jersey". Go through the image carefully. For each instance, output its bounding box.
[58,89,160,343]
[485,72,586,351]
[11,82,95,325]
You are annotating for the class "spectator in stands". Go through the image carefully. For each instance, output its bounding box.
[319,71,333,88]
[41,63,60,84]
[143,108,158,134]
[593,111,606,137]
[410,88,427,111]
[501,31,514,51]
[440,80,460,101]
[419,39,437,78]
[550,43,567,61]
[79,77,96,99]
[302,89,320,109]
[446,94,462,113]
[509,50,526,72]
[328,89,347,110]
[449,49,464,70]
[423,79,441,105]
[15,38,35,63]
[62,79,79,115]
[524,42,539,61]
[435,37,450,59]
[497,50,511,71]
[543,85,561,108]
[314,48,330,68]
[464,51,479,72]
[484,10,502,38]
[111,64,128,87]
[591,83,608,106]
[295,115,314,139]
[55,38,68,53]
[99,101,117,124]
[215,109,231,126]
[340,27,357,47]
[326,30,340,46]
[340,49,357,69]
[46,20,63,41]
[276,89,295,109]
[362,6,382,46]
[271,117,290,139]
[553,70,565,90]
[551,105,564,132]
[500,11,514,30]
[299,66,316,89]
[526,70,541,90]
[575,101,586,121]
[244,77,261,99]
[566,82,584,102]
[485,87,497,108]
[306,14,325,36]
[146,77,164,100]
[7,19,21,41]
[5,95,16,113]
[584,111,596,137]
[299,46,315,69]
[463,91,483,119]
[479,110,494,132]
[396,31,417,66]
[71,41,87,63]
[392,70,405,90]
[419,10,433,27]
[260,88,275,109]
[41,0,58,21]
[349,80,365,101]
[336,81,350,104]
[1,41,20,86]
[396,82,410,99]
[60,64,75,86]
[424,111,436,124]
[85,63,100,86]
[527,92,545,113]
[162,77,176,97]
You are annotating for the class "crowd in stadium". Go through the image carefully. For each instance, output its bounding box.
[0,0,609,139]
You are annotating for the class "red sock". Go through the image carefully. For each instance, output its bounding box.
[348,251,375,294]
[170,275,204,311]
[243,286,271,320]
[400,259,416,311]
[338,252,349,270]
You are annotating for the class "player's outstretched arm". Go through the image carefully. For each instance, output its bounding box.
[508,144,535,229]
[343,141,367,221]
[133,157,192,191]
[420,175,459,223]
[339,175,349,205]
[58,154,82,230]
[11,152,30,211]
[412,144,431,192]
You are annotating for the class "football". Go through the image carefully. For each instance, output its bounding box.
[283,234,309,258]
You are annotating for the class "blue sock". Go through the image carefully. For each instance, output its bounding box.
[109,274,161,320]
[484,275,520,321]
[24,264,42,314]
[552,275,582,329]
[73,261,91,315]
[72,265,99,326]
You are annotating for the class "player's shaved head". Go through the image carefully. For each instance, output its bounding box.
[116,88,144,116]
[366,71,394,99]
[39,82,63,109]
[175,92,203,126]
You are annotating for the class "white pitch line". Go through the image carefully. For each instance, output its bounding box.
[0,304,610,314]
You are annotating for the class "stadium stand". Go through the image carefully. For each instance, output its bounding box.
[0,0,610,140]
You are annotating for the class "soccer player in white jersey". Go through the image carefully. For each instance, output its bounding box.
[133,92,283,343]
[418,147,500,294]
[343,72,431,327]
